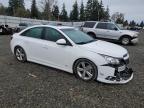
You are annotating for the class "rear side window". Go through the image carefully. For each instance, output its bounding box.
[44,28,63,42]
[96,23,107,29]
[83,22,96,28]
[21,27,43,39]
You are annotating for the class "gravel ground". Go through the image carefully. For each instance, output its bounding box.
[0,31,144,108]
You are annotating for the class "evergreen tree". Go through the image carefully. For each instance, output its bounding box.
[8,0,25,15]
[70,1,79,21]
[15,7,27,17]
[99,0,105,21]
[79,1,85,21]
[31,0,39,18]
[123,20,128,27]
[60,3,68,21]
[52,4,59,20]
[104,6,110,20]
[85,0,100,21]
[0,4,6,15]
[18,0,24,9]
[43,1,51,20]
[91,0,99,21]
[140,21,144,27]
[85,0,93,20]
[129,20,136,27]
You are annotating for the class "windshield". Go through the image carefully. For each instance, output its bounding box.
[61,29,96,44]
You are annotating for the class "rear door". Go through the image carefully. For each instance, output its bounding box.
[82,22,96,33]
[20,27,45,62]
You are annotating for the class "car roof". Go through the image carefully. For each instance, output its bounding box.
[85,21,98,23]
[85,21,113,23]
[28,25,74,30]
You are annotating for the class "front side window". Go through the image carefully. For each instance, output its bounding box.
[107,23,118,30]
[96,23,107,29]
[21,27,43,39]
[44,28,62,42]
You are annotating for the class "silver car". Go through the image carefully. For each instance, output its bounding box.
[82,21,139,45]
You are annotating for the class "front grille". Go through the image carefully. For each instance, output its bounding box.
[119,59,129,66]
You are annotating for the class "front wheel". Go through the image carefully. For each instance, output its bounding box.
[73,59,98,81]
[88,33,96,39]
[121,37,131,45]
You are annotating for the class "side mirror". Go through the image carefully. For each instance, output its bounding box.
[56,39,67,45]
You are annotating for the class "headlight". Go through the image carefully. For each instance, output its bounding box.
[101,55,120,65]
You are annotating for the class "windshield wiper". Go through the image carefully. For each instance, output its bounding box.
[77,42,87,45]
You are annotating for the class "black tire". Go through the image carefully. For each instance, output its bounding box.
[73,59,98,81]
[87,33,96,39]
[14,46,27,62]
[120,36,131,45]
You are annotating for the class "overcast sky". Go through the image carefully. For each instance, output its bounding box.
[0,0,143,23]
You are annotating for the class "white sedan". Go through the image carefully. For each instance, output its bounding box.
[10,25,133,84]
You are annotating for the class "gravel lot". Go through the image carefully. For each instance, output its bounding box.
[0,31,144,108]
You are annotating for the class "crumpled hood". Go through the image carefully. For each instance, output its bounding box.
[79,40,128,58]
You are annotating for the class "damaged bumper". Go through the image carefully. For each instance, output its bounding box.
[105,67,133,84]
[97,59,134,84]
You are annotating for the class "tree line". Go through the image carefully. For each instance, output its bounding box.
[0,0,143,27]
[0,0,109,21]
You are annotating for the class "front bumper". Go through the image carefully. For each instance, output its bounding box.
[131,37,138,44]
[97,61,134,84]
[105,67,133,84]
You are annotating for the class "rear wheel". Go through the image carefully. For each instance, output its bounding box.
[14,47,27,62]
[73,59,98,81]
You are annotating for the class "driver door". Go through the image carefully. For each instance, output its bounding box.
[106,23,122,40]
[41,27,74,70]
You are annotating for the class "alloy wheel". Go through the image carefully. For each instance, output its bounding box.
[76,61,94,81]
[15,47,26,62]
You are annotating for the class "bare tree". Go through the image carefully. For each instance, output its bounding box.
[111,12,124,23]
[40,0,55,20]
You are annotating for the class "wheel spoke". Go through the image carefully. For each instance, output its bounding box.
[81,62,86,68]
[86,71,93,78]
[82,71,86,79]
[77,67,84,72]
[19,55,23,60]
[17,49,21,54]
[16,52,19,56]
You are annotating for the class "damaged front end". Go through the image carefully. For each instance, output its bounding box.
[105,58,133,83]
[98,58,134,84]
